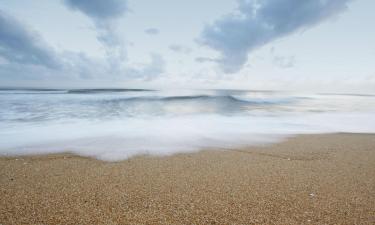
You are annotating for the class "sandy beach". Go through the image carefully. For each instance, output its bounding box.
[1,134,374,224]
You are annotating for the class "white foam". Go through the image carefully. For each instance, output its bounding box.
[1,112,374,161]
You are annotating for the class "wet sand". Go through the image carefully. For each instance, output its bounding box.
[1,134,375,224]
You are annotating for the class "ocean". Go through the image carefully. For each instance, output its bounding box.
[1,88,374,161]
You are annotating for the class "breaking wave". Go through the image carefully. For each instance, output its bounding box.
[0,89,374,161]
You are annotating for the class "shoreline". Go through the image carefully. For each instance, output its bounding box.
[2,132,374,161]
[1,133,375,224]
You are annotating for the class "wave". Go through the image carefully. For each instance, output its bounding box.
[0,89,67,95]
[318,93,375,97]
[67,89,153,94]
[1,89,375,161]
[100,95,297,105]
[1,113,374,161]
[0,88,153,95]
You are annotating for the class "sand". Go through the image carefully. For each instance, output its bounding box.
[1,134,375,224]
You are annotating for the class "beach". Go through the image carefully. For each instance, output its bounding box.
[1,0,375,224]
[1,133,374,224]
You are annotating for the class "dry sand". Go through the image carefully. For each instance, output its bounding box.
[1,134,375,224]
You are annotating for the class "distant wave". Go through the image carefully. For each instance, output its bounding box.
[67,89,153,94]
[100,95,297,105]
[163,95,247,102]
[318,93,375,97]
[0,90,68,95]
[0,88,61,91]
[0,88,153,95]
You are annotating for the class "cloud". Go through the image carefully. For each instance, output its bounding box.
[273,55,295,68]
[124,54,165,80]
[63,0,128,66]
[269,47,295,68]
[64,0,127,20]
[0,9,108,82]
[195,57,217,63]
[145,28,159,35]
[0,10,61,69]
[169,44,192,54]
[199,0,351,73]
[0,9,164,85]
[63,1,166,80]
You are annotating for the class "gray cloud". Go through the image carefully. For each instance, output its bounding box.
[0,9,165,85]
[169,44,192,54]
[0,9,107,81]
[64,0,128,67]
[62,1,166,80]
[195,57,217,63]
[145,28,159,35]
[0,10,61,69]
[64,0,127,20]
[199,0,351,73]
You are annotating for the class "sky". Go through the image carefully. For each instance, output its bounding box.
[0,0,374,92]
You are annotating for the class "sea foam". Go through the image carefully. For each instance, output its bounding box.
[0,89,374,161]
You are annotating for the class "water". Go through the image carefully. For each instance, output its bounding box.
[0,88,374,161]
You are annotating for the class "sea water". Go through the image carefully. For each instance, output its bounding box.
[0,88,374,161]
